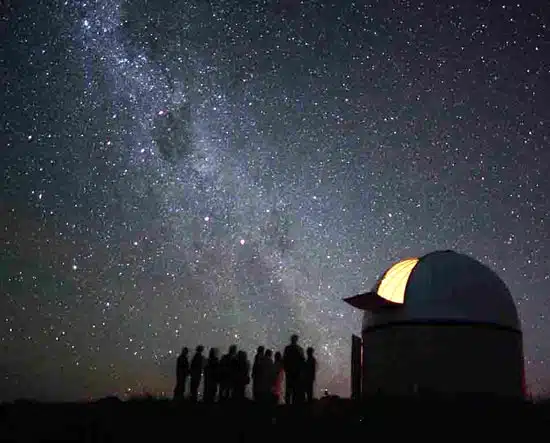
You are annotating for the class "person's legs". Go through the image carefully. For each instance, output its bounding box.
[252,381,258,401]
[289,376,300,405]
[220,382,228,401]
[236,384,245,400]
[285,377,292,404]
[293,379,303,404]
[306,381,313,402]
[190,378,199,402]
[182,377,188,398]
[213,382,219,402]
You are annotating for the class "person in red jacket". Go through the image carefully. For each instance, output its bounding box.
[272,351,284,404]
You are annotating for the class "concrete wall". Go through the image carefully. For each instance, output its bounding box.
[361,322,524,397]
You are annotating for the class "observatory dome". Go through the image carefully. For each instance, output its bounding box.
[347,250,520,332]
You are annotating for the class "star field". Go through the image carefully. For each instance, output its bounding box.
[1,0,549,401]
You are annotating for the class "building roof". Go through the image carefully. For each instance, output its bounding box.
[344,250,521,331]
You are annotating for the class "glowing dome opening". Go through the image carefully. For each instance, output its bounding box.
[377,257,419,304]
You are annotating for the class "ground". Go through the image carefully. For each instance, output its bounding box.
[1,395,549,441]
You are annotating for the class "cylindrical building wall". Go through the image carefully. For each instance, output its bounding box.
[361,322,524,398]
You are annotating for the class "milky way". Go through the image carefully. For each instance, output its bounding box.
[2,0,549,401]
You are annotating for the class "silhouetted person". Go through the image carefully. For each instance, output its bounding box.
[304,347,317,403]
[283,334,305,405]
[173,346,189,401]
[252,346,265,401]
[230,347,242,399]
[258,349,274,404]
[272,351,284,405]
[190,345,205,402]
[203,347,220,403]
[234,350,250,400]
[219,345,237,401]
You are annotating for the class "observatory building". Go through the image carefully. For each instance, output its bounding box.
[345,250,525,398]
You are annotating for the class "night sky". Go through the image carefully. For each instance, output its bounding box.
[1,0,549,402]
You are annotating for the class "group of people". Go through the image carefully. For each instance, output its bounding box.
[173,334,317,405]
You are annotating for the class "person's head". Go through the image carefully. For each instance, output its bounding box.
[290,334,299,345]
[229,344,237,355]
[257,345,265,355]
[196,345,204,354]
[238,350,247,361]
[181,346,189,355]
[265,349,273,359]
[209,348,218,359]
[307,347,314,357]
[274,351,282,362]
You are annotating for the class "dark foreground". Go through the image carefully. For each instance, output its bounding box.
[2,395,550,441]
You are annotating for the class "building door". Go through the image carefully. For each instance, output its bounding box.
[351,334,362,400]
